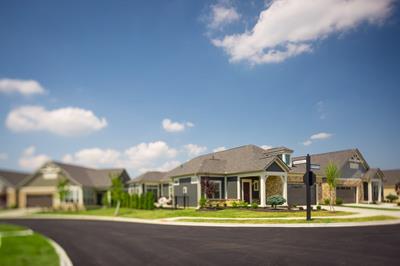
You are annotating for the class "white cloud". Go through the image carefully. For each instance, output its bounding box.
[303,132,333,146]
[184,144,207,157]
[0,153,8,160]
[212,0,393,64]
[0,78,45,96]
[213,146,227,152]
[261,145,273,150]
[208,3,240,30]
[62,141,179,175]
[162,118,194,133]
[19,146,50,170]
[310,132,333,140]
[6,106,107,136]
[63,148,121,168]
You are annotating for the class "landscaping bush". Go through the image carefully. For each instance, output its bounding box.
[323,198,330,205]
[316,205,322,210]
[251,202,258,209]
[397,202,400,206]
[335,197,343,205]
[145,192,155,210]
[199,196,207,208]
[239,201,248,208]
[139,194,146,209]
[386,194,399,203]
[266,195,286,209]
[232,201,238,208]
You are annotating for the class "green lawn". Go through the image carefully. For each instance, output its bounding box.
[176,215,397,224]
[0,223,58,266]
[40,207,354,219]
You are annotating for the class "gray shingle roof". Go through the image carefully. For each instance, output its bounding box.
[382,169,400,186]
[167,145,287,177]
[0,169,30,187]
[128,171,168,184]
[33,161,129,189]
[362,168,383,181]
[290,149,365,175]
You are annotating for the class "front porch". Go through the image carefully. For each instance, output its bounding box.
[201,171,288,207]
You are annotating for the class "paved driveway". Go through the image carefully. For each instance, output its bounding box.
[3,219,400,266]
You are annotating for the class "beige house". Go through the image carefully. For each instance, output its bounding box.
[0,169,29,208]
[18,161,130,209]
[290,149,384,204]
[382,169,400,202]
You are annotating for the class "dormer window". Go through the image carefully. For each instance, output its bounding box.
[281,153,291,166]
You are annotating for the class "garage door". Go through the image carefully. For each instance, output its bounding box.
[26,194,53,207]
[287,184,316,206]
[336,186,356,203]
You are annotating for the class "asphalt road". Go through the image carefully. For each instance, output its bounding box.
[3,219,400,266]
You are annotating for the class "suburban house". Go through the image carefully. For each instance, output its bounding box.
[167,145,291,207]
[18,161,130,209]
[290,149,384,204]
[164,145,384,207]
[0,169,29,208]
[127,171,171,200]
[382,169,400,201]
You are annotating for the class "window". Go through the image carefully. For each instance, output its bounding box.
[191,176,198,184]
[253,180,259,191]
[283,154,291,165]
[208,180,221,199]
[173,178,180,186]
[350,163,359,169]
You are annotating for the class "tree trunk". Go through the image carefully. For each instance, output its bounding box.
[329,187,335,212]
[114,200,121,216]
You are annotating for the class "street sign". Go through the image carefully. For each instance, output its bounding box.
[303,171,316,186]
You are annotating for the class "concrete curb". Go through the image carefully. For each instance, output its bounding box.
[47,237,73,266]
[5,214,400,228]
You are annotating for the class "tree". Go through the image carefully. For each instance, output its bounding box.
[109,174,124,216]
[201,178,217,199]
[325,162,340,211]
[266,195,286,209]
[57,177,69,207]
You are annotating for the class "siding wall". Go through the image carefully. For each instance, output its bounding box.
[173,177,198,207]
[227,177,238,199]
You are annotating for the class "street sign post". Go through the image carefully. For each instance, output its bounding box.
[305,154,312,220]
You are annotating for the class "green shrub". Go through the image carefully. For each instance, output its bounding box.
[232,201,238,208]
[239,201,248,208]
[139,194,146,209]
[386,194,399,203]
[145,192,154,210]
[323,198,330,205]
[316,205,322,210]
[266,195,286,209]
[335,197,343,205]
[397,202,400,206]
[251,202,258,209]
[199,196,207,208]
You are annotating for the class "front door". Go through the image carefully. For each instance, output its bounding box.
[243,182,251,203]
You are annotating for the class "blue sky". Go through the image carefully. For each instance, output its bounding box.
[0,0,399,175]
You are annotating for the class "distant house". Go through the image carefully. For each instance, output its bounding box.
[127,171,171,200]
[290,149,384,204]
[18,161,130,208]
[0,169,29,208]
[382,169,400,201]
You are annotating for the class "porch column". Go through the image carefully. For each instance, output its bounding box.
[283,174,288,205]
[378,181,382,203]
[260,175,266,207]
[368,181,372,203]
[78,187,84,206]
[224,176,227,199]
[237,178,240,200]
[356,185,360,203]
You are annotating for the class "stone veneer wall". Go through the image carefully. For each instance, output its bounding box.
[266,176,283,197]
